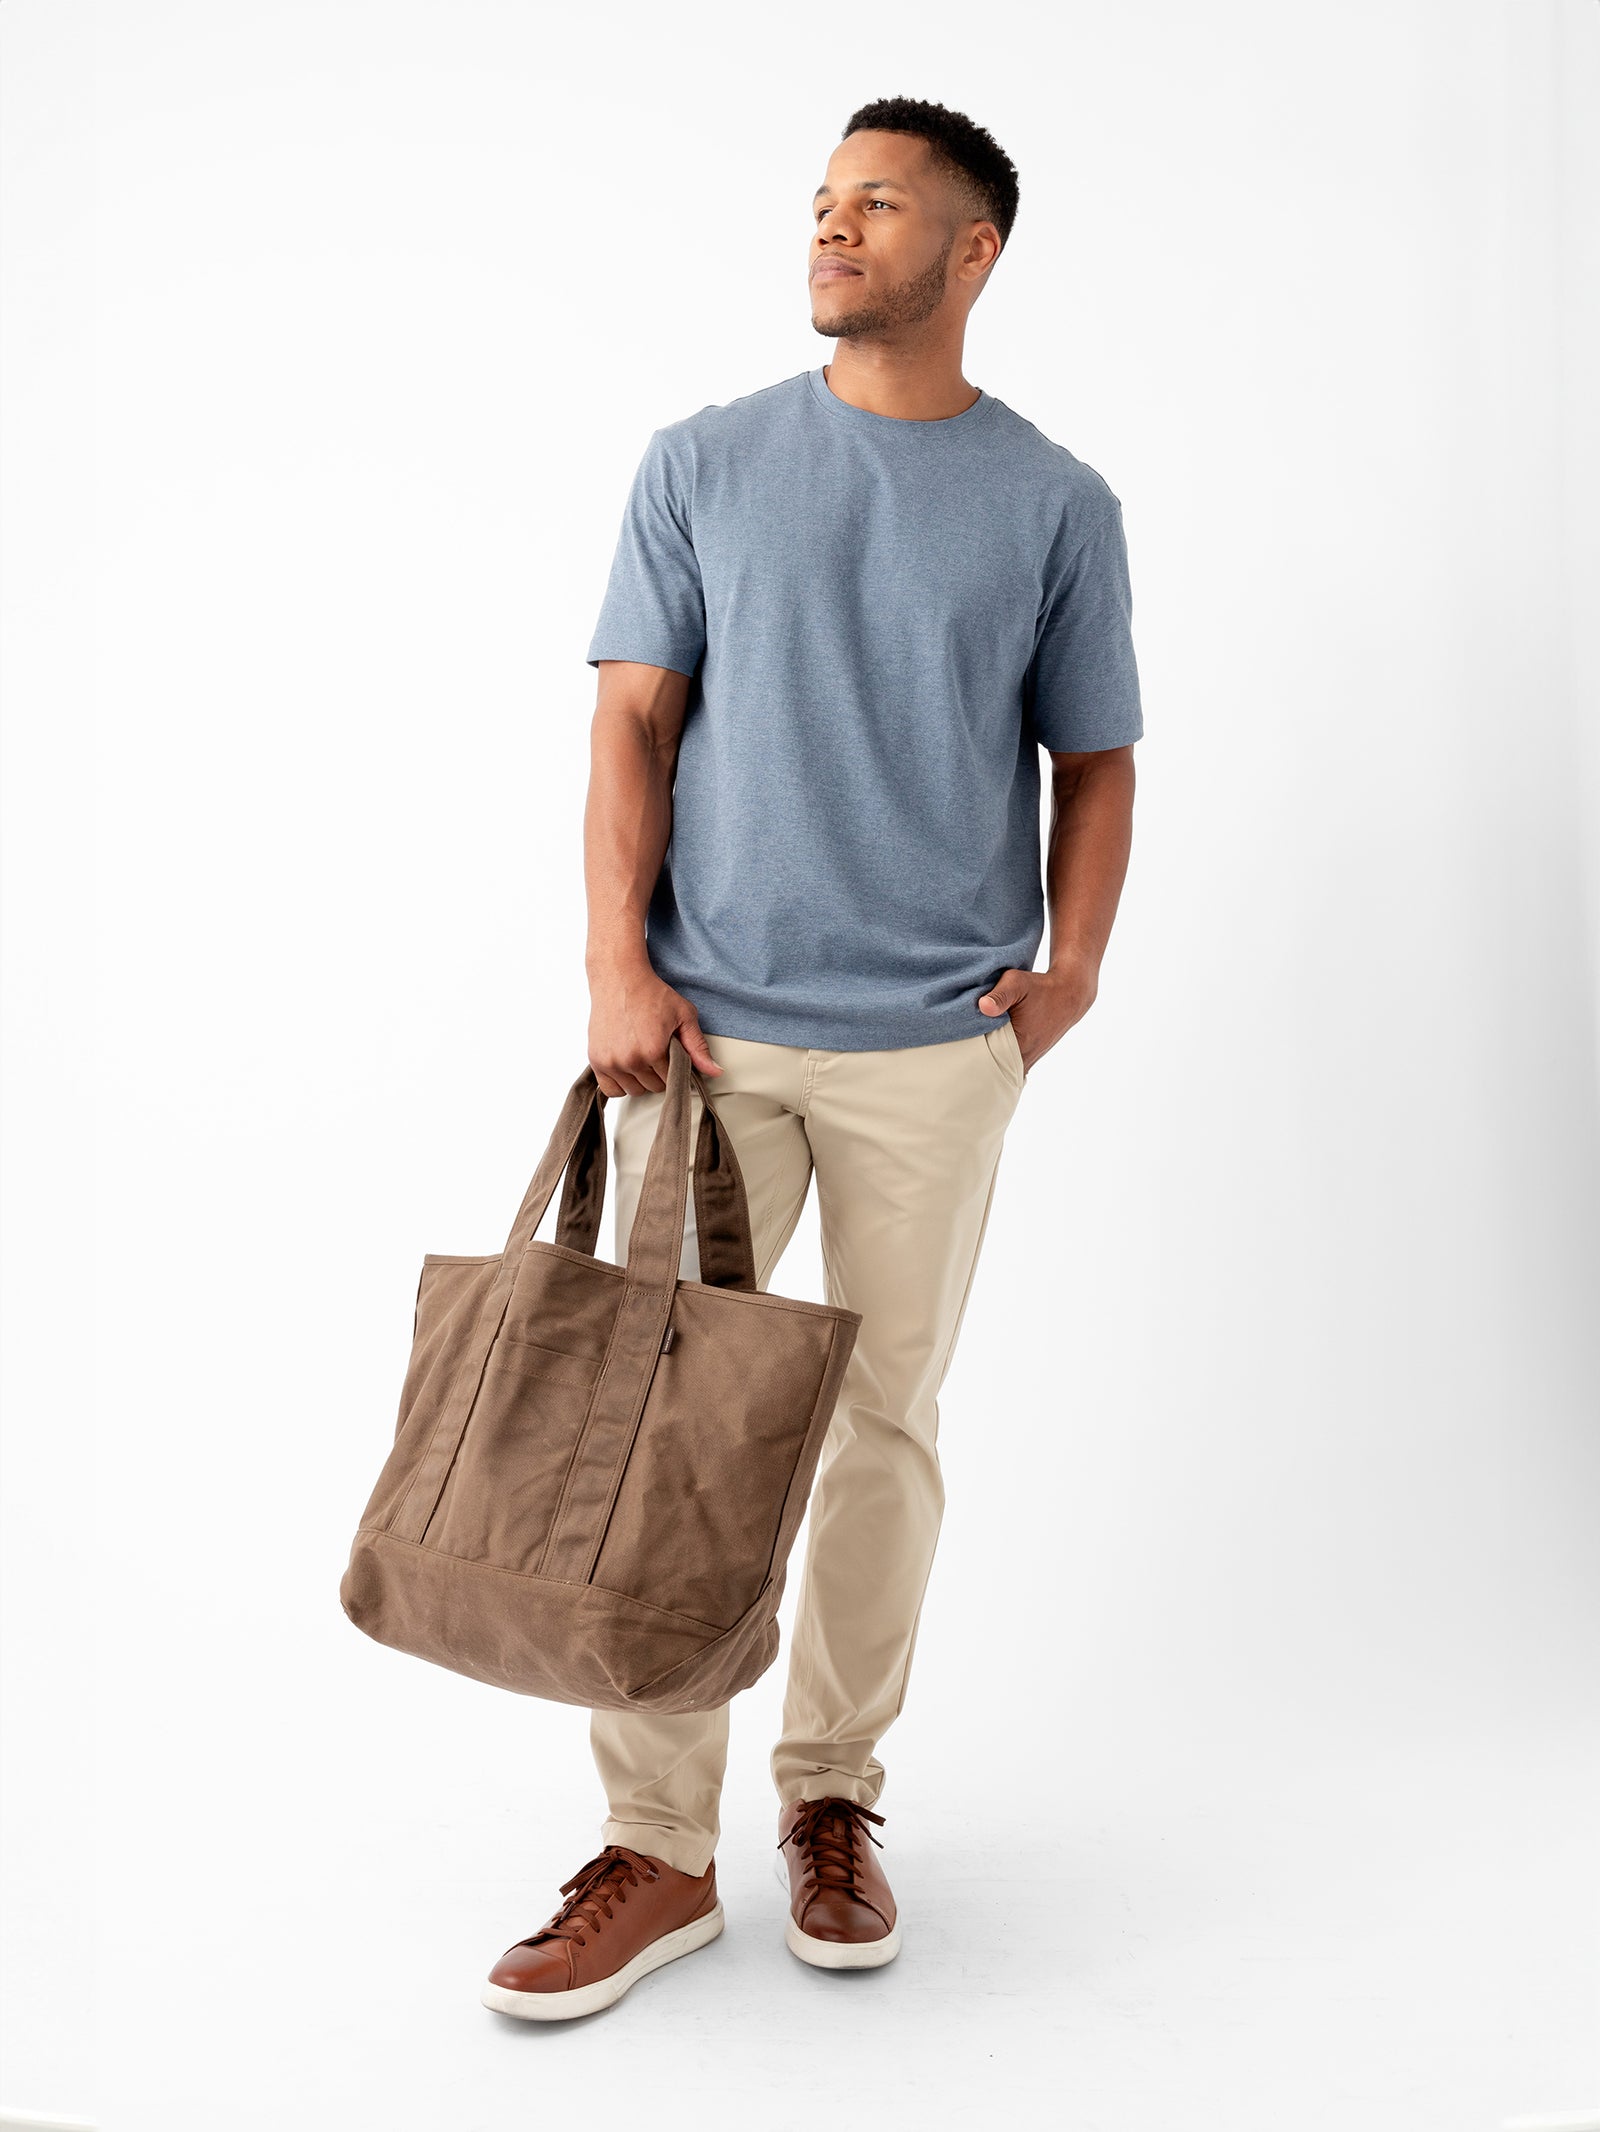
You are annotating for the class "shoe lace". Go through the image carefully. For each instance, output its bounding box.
[777,1797,885,1894]
[517,1845,661,1950]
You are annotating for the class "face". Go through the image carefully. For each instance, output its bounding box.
[809,129,996,341]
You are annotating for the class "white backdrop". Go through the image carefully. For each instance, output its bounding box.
[2,3,1596,2128]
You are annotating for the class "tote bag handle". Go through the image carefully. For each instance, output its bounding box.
[498,1034,757,1295]
[624,1033,758,1296]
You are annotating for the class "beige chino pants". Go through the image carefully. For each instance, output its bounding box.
[589,1020,1029,1876]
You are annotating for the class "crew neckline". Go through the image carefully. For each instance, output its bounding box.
[806,365,995,432]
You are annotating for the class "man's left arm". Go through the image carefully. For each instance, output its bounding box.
[979,473,1143,1071]
[977,744,1136,1072]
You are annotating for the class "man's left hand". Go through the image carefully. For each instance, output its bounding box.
[977,952,1100,1076]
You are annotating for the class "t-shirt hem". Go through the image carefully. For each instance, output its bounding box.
[675,992,1015,1053]
[585,641,701,676]
[1031,712,1145,752]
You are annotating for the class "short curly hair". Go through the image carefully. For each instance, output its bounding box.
[841,97,1020,249]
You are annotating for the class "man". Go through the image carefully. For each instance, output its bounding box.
[482,94,1142,2021]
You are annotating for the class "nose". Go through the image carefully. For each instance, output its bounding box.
[815,204,860,243]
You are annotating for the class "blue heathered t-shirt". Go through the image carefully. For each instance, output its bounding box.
[585,365,1143,1052]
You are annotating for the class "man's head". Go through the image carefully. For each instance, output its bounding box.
[809,98,1019,342]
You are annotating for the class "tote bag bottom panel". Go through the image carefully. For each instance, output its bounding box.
[339,1528,780,1713]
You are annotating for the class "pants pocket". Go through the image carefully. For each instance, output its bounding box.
[983,1021,1027,1094]
[1006,1018,1029,1086]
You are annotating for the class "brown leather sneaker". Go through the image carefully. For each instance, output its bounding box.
[482,1844,723,2020]
[775,1796,901,1969]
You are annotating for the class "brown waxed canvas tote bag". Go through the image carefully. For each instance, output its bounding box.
[340,1034,862,1715]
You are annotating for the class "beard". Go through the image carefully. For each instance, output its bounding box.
[811,246,951,338]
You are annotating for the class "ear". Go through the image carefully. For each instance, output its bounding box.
[958,221,1003,285]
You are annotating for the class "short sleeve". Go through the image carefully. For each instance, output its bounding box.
[1025,488,1144,752]
[585,427,707,678]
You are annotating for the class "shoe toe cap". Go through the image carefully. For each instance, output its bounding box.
[487,1942,573,1993]
[800,1892,893,1944]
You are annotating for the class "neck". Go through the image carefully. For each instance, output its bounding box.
[821,340,980,421]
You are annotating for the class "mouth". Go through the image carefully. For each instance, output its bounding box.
[811,262,863,284]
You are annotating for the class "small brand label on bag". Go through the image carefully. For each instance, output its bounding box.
[661,1323,677,1353]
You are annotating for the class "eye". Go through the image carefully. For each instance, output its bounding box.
[814,199,895,223]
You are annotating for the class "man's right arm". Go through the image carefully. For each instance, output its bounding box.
[582,659,722,1098]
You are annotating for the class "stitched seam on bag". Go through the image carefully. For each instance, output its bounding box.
[623,1576,777,1698]
[412,1340,502,1547]
[535,1270,661,1577]
[499,1338,604,1359]
[526,1239,626,1278]
[387,1292,508,1540]
[498,1332,607,1369]
[680,1279,857,1322]
[392,1088,608,1543]
[361,1527,726,1633]
[526,1237,851,1321]
[534,1283,648,1577]
[507,1241,630,1566]
[574,1299,676,1585]
[585,1088,718,1510]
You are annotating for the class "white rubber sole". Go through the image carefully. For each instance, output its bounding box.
[772,1846,902,1969]
[481,1900,724,2021]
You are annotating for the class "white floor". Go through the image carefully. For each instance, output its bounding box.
[24,1680,1597,2132]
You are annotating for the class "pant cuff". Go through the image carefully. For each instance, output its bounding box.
[601,1817,716,1879]
[775,1778,881,1812]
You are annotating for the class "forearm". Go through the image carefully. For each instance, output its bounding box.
[1044,748,1135,976]
[583,703,678,980]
